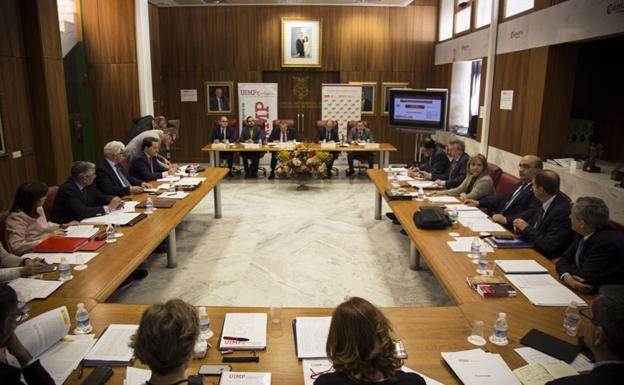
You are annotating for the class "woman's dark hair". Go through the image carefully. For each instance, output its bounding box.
[326,297,402,383]
[11,182,48,218]
[0,284,18,320]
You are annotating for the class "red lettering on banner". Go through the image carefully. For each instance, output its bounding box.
[241,90,259,96]
[255,102,270,121]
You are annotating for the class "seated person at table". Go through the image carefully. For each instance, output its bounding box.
[211,116,236,176]
[346,121,375,177]
[51,161,124,224]
[419,139,468,189]
[1,244,47,282]
[513,170,573,259]
[268,120,298,179]
[6,182,78,255]
[130,299,215,385]
[129,137,176,182]
[96,141,149,197]
[0,284,55,385]
[316,119,340,176]
[464,155,542,229]
[408,137,449,178]
[315,296,425,385]
[546,285,624,385]
[239,116,264,178]
[429,154,494,201]
[556,197,624,293]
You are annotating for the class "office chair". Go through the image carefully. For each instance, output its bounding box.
[212,118,243,175]
[347,120,372,176]
[315,120,340,177]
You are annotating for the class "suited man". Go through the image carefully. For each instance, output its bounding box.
[409,137,449,178]
[209,87,229,111]
[420,139,469,189]
[51,161,123,224]
[346,121,375,176]
[556,197,624,293]
[129,137,175,182]
[296,32,305,57]
[96,141,150,197]
[211,116,235,175]
[239,116,264,178]
[268,121,298,180]
[513,170,573,259]
[464,154,542,228]
[125,115,166,144]
[546,285,624,385]
[315,119,340,176]
[361,89,372,111]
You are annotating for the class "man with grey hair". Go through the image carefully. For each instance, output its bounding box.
[420,139,469,189]
[51,161,123,224]
[96,141,151,196]
[125,125,178,166]
[556,197,624,293]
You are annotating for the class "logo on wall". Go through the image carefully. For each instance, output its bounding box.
[293,76,310,101]
[607,0,624,14]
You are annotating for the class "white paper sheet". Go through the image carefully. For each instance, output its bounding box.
[23,252,99,265]
[62,225,99,238]
[295,317,332,358]
[441,348,521,385]
[495,260,548,274]
[303,358,334,385]
[156,176,180,182]
[15,306,71,359]
[219,372,271,385]
[8,278,65,302]
[514,347,594,373]
[444,204,480,211]
[505,274,587,306]
[122,201,139,213]
[81,212,143,226]
[402,366,446,385]
[219,313,267,350]
[408,181,441,189]
[125,367,152,385]
[459,218,507,232]
[158,191,189,200]
[427,196,460,203]
[84,324,138,362]
[39,334,96,385]
[174,177,206,186]
[447,237,494,253]
[396,175,414,181]
[384,167,408,172]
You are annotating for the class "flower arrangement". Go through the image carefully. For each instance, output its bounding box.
[275,145,332,179]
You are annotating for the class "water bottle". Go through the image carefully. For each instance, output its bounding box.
[563,301,581,336]
[470,238,481,258]
[489,312,509,346]
[168,182,176,192]
[417,187,425,200]
[58,256,73,281]
[105,224,116,243]
[74,303,93,334]
[190,165,197,177]
[451,207,459,222]
[198,306,213,340]
[145,197,155,214]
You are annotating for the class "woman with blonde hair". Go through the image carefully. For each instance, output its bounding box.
[430,153,495,201]
[315,297,425,385]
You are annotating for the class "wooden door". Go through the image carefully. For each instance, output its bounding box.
[263,71,340,142]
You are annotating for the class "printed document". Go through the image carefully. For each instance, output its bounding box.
[23,252,98,265]
[81,212,143,226]
[495,260,548,274]
[219,372,271,385]
[219,313,267,350]
[63,225,99,238]
[441,348,521,385]
[125,367,152,385]
[39,334,96,385]
[84,324,138,363]
[427,196,460,203]
[8,278,64,302]
[505,274,587,306]
[514,347,594,372]
[295,317,332,358]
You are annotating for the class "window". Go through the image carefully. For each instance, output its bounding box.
[439,0,454,41]
[504,0,534,18]
[449,59,483,138]
[475,0,493,28]
[454,0,472,34]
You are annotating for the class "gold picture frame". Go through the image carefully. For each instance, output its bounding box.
[381,82,409,116]
[205,81,234,115]
[281,17,322,68]
[349,82,377,116]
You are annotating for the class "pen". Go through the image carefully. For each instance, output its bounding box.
[223,336,250,341]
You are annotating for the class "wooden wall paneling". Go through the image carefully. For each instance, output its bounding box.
[0,0,25,57]
[149,3,162,114]
[83,0,136,64]
[388,5,437,73]
[520,47,548,156]
[339,7,390,72]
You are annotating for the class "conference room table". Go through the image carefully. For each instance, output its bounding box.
[35,168,228,303]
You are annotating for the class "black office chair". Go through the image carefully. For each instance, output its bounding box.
[347,120,373,176]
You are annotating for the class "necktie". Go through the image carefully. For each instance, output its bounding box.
[326,130,330,140]
[115,164,131,187]
[448,161,457,179]
[149,156,154,173]
[281,130,286,142]
[501,183,527,214]
[222,127,225,139]
[533,207,545,229]
[250,127,254,140]
[574,238,586,268]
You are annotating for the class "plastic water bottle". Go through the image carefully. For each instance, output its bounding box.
[563,301,581,336]
[105,224,116,243]
[489,312,509,346]
[145,197,155,214]
[198,306,213,340]
[168,182,176,192]
[58,256,73,281]
[190,165,197,177]
[417,187,425,200]
[74,303,93,334]
[470,238,481,258]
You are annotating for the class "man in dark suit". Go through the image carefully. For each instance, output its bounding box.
[239,116,265,178]
[211,116,236,175]
[129,137,175,182]
[546,285,624,385]
[268,120,298,180]
[420,139,468,189]
[125,115,166,144]
[51,161,123,224]
[513,170,573,259]
[346,121,375,177]
[556,197,624,293]
[296,32,305,57]
[209,87,229,111]
[412,137,450,176]
[96,141,150,196]
[315,119,340,177]
[465,154,542,229]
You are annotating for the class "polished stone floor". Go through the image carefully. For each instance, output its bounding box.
[108,175,452,308]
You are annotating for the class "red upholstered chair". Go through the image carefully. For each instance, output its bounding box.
[43,186,58,220]
[560,191,573,204]
[118,158,130,174]
[272,119,295,131]
[495,172,520,196]
[347,121,373,175]
[488,163,503,189]
[0,210,9,251]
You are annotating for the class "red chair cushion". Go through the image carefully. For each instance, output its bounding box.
[43,186,58,221]
[496,172,520,196]
[488,163,503,188]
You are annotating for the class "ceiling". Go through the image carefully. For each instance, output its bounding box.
[148,0,415,7]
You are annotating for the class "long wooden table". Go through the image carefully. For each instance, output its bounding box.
[38,168,228,303]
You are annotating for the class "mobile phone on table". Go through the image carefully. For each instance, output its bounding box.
[80,366,113,385]
[198,364,232,376]
[36,265,57,274]
[494,235,515,240]
[394,340,407,359]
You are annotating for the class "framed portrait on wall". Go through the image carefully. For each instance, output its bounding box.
[281,17,322,68]
[205,81,234,114]
[382,82,409,115]
[349,82,377,116]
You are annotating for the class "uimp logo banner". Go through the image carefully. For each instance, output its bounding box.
[321,84,362,141]
[238,83,279,138]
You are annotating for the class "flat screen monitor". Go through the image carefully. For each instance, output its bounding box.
[388,89,447,132]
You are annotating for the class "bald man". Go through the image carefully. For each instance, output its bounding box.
[465,155,542,229]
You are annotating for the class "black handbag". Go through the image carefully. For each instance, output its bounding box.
[413,206,452,229]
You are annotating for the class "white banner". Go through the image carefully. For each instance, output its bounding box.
[238,83,279,139]
[321,84,362,142]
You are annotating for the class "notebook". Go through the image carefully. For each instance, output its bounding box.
[218,313,267,351]
[495,260,548,274]
[136,199,176,208]
[486,237,534,249]
[34,237,90,253]
[83,324,139,366]
[520,329,580,364]
[292,317,332,358]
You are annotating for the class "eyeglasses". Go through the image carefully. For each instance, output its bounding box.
[518,163,532,169]
[579,307,597,325]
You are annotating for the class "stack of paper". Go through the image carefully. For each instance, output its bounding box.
[8,278,64,302]
[303,358,334,385]
[444,204,480,211]
[219,372,271,385]
[84,324,139,365]
[513,362,578,385]
[459,218,507,232]
[514,347,593,373]
[158,191,189,200]
[505,274,587,306]
[156,176,180,182]
[63,225,99,238]
[174,177,206,186]
[122,201,140,213]
[441,348,521,385]
[408,180,440,189]
[447,237,494,253]
[24,252,99,265]
[294,317,332,358]
[384,167,408,173]
[125,367,152,385]
[495,260,548,274]
[81,212,143,226]
[219,313,268,351]
[427,196,460,203]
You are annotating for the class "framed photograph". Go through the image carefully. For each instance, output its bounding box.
[281,17,322,68]
[349,82,377,116]
[382,82,409,115]
[205,81,234,114]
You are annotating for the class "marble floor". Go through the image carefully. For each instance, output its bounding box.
[108,175,452,308]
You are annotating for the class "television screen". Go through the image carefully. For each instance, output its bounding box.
[388,89,447,132]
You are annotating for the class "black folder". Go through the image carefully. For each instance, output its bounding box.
[520,328,580,363]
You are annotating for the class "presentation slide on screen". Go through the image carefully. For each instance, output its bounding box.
[394,98,442,122]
